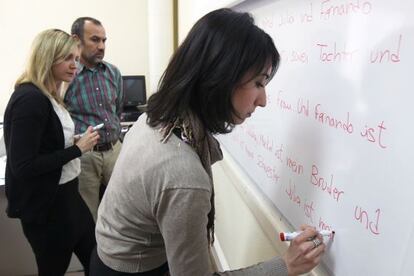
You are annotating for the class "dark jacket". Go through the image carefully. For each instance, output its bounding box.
[3,83,81,223]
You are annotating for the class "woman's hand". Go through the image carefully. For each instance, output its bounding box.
[282,225,326,276]
[75,126,100,153]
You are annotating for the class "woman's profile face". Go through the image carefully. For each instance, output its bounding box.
[52,47,80,84]
[231,67,271,124]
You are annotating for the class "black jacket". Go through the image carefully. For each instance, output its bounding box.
[3,83,81,223]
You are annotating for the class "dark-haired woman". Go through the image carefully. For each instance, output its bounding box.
[91,8,326,276]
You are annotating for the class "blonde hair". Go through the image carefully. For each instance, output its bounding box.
[15,29,79,103]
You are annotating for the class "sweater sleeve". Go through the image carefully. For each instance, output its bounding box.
[7,90,81,181]
[155,188,288,276]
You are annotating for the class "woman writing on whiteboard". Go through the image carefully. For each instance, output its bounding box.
[91,8,326,276]
[3,29,99,275]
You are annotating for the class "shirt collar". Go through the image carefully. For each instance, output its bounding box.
[76,61,107,74]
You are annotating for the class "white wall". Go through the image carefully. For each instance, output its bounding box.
[147,0,174,95]
[212,155,284,269]
[0,0,150,117]
[177,0,243,42]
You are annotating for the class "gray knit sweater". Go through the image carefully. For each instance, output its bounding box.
[96,114,288,276]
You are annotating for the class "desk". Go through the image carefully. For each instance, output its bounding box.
[0,127,4,185]
[0,156,4,186]
[120,121,135,142]
[121,121,135,127]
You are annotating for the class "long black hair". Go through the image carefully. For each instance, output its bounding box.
[147,8,280,133]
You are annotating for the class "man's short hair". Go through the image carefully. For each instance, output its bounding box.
[71,17,102,40]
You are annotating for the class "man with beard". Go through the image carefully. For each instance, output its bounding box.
[64,17,123,221]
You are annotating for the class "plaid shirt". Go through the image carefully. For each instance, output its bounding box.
[64,61,123,144]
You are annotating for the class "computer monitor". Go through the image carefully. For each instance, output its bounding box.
[122,75,146,107]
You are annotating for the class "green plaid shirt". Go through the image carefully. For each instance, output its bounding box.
[64,61,123,144]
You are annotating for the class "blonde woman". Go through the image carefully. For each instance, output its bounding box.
[4,29,99,275]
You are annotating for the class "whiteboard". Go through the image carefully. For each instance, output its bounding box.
[218,0,414,275]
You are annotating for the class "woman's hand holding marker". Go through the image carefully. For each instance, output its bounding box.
[282,225,330,276]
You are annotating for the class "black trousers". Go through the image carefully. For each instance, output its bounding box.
[90,246,169,276]
[21,178,96,276]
